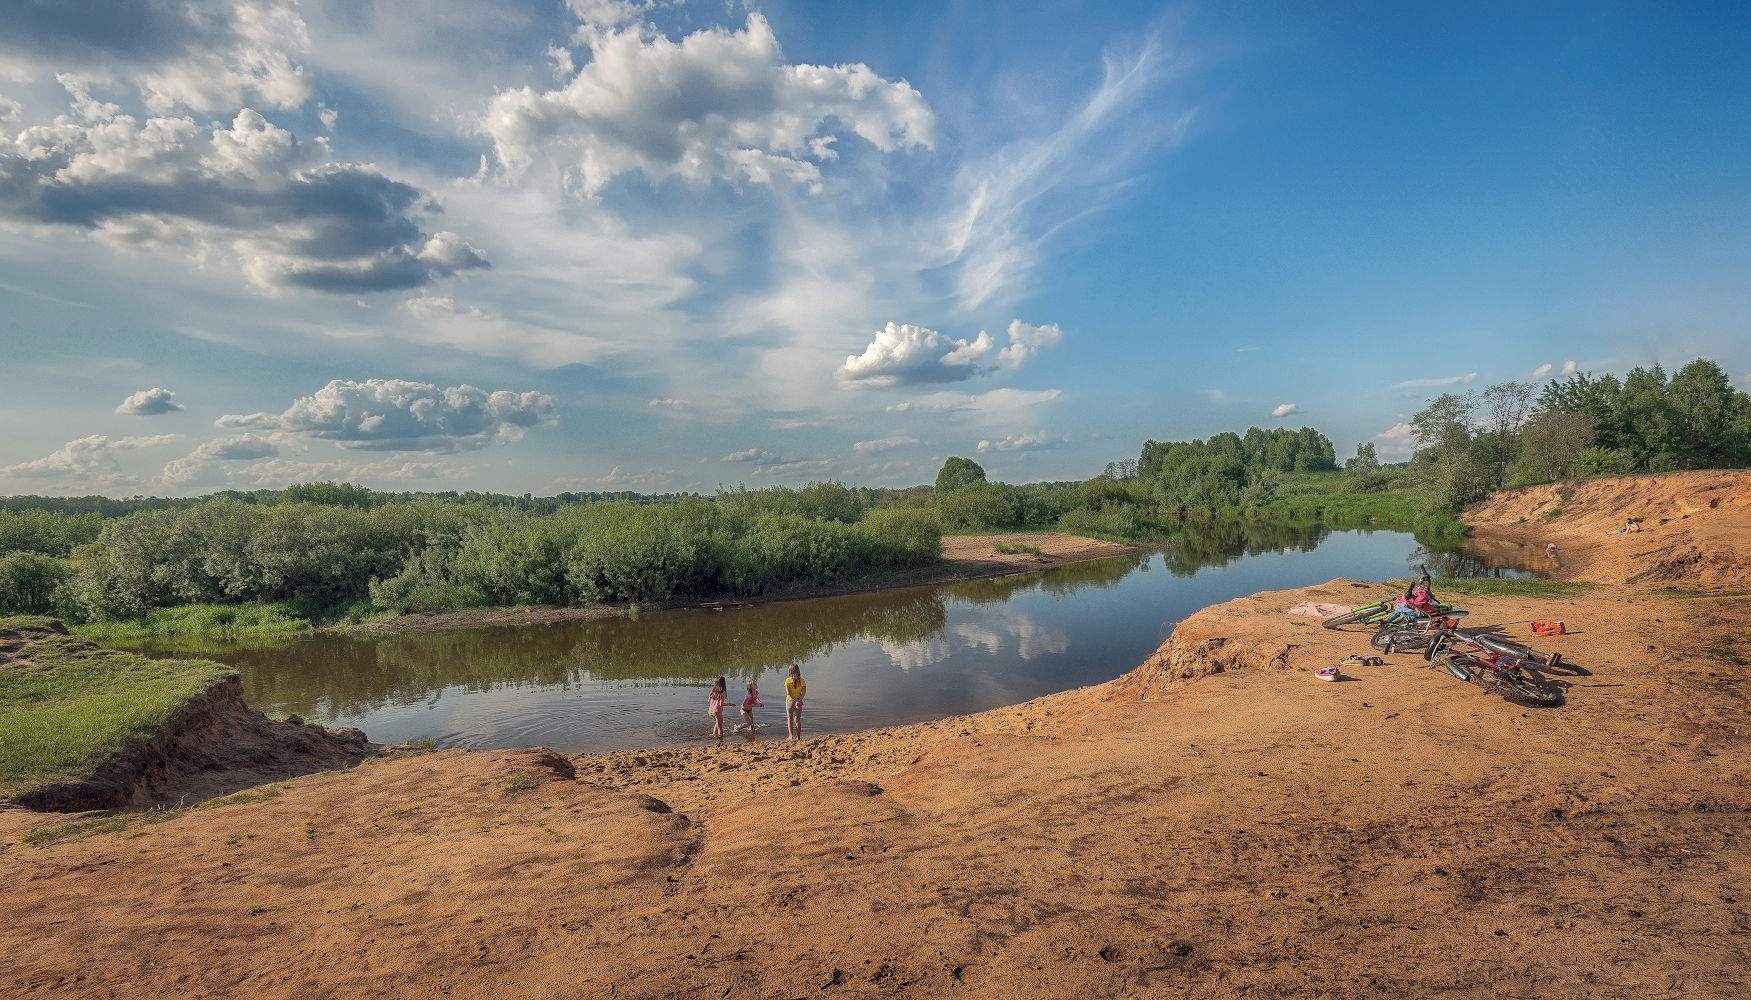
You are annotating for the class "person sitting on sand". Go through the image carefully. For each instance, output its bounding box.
[784,663,806,741]
[708,676,728,739]
[1610,518,1642,536]
[1545,542,1558,558]
[737,679,764,733]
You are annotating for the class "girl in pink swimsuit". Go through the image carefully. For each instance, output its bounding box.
[707,676,727,738]
[738,680,764,733]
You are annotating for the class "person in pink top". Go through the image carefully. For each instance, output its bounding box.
[707,676,727,739]
[737,679,764,733]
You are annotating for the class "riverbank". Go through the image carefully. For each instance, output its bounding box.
[308,531,1146,635]
[5,574,1747,997]
[1464,468,1751,589]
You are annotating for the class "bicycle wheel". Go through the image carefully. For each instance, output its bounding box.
[1372,627,1429,651]
[1476,668,1562,707]
[1323,603,1383,629]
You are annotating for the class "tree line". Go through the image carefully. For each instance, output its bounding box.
[1404,357,1750,513]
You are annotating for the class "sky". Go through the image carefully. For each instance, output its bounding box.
[1,0,1748,497]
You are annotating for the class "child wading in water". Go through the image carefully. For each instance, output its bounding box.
[784,663,805,741]
[707,676,728,738]
[737,679,763,733]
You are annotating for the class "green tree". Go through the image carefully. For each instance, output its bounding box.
[934,457,987,494]
[1479,381,1536,487]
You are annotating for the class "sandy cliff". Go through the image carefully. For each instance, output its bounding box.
[1464,469,1751,588]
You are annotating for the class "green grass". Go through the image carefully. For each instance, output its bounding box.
[1,616,234,801]
[1423,578,1597,598]
[71,602,317,642]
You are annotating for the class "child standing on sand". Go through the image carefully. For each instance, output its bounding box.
[738,679,763,733]
[708,676,728,738]
[784,663,806,741]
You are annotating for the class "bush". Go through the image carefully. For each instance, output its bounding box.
[1575,446,1637,477]
[0,552,75,616]
[936,483,1017,531]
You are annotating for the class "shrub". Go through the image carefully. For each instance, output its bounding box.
[0,552,75,616]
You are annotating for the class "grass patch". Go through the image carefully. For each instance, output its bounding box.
[1425,578,1597,598]
[500,770,538,795]
[1,616,234,802]
[72,602,316,642]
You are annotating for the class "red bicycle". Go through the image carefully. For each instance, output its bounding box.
[1420,623,1563,707]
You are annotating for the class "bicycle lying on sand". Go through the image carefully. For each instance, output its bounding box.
[1322,563,1466,631]
[1416,622,1566,707]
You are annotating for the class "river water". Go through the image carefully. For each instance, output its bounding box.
[119,522,1543,753]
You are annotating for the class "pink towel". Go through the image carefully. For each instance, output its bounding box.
[1286,601,1353,618]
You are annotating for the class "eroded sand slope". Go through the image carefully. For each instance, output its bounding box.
[1465,469,1751,588]
[4,578,1747,998]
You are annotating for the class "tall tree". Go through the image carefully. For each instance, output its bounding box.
[934,457,987,493]
[1410,392,1477,468]
[1480,381,1536,487]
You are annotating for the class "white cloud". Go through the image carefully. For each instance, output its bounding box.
[836,319,1060,389]
[1394,372,1479,388]
[723,448,779,463]
[216,379,558,452]
[885,388,1062,423]
[116,387,184,415]
[483,12,934,196]
[752,457,833,477]
[395,296,606,368]
[852,436,918,455]
[1,433,181,485]
[648,398,688,409]
[0,85,487,294]
[994,320,1062,370]
[836,322,992,389]
[0,1,314,115]
[1562,360,1577,375]
[975,430,1064,453]
[936,28,1190,309]
[1235,346,1258,352]
[1270,402,1299,418]
[161,433,281,484]
[1531,363,1553,379]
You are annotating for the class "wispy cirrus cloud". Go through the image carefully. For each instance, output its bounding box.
[1394,372,1478,388]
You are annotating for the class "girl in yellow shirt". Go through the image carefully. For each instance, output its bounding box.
[784,663,805,741]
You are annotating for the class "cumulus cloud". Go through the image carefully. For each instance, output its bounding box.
[1,433,180,484]
[1270,402,1299,418]
[1531,363,1553,379]
[484,12,934,196]
[994,320,1062,370]
[836,319,1060,389]
[1562,360,1577,375]
[852,436,918,455]
[0,0,314,115]
[216,379,558,452]
[0,84,488,293]
[836,322,991,389]
[975,430,1064,453]
[722,448,779,463]
[116,387,184,415]
[1394,372,1478,388]
[160,432,280,484]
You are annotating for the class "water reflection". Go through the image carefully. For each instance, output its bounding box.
[116,519,1541,752]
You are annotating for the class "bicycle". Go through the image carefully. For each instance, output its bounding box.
[1325,563,1466,635]
[1419,623,1563,707]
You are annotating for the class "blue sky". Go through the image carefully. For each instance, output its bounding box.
[2,0,1747,496]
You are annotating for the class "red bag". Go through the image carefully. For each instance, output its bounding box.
[1531,620,1566,636]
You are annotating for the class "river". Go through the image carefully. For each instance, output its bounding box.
[118,521,1543,752]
